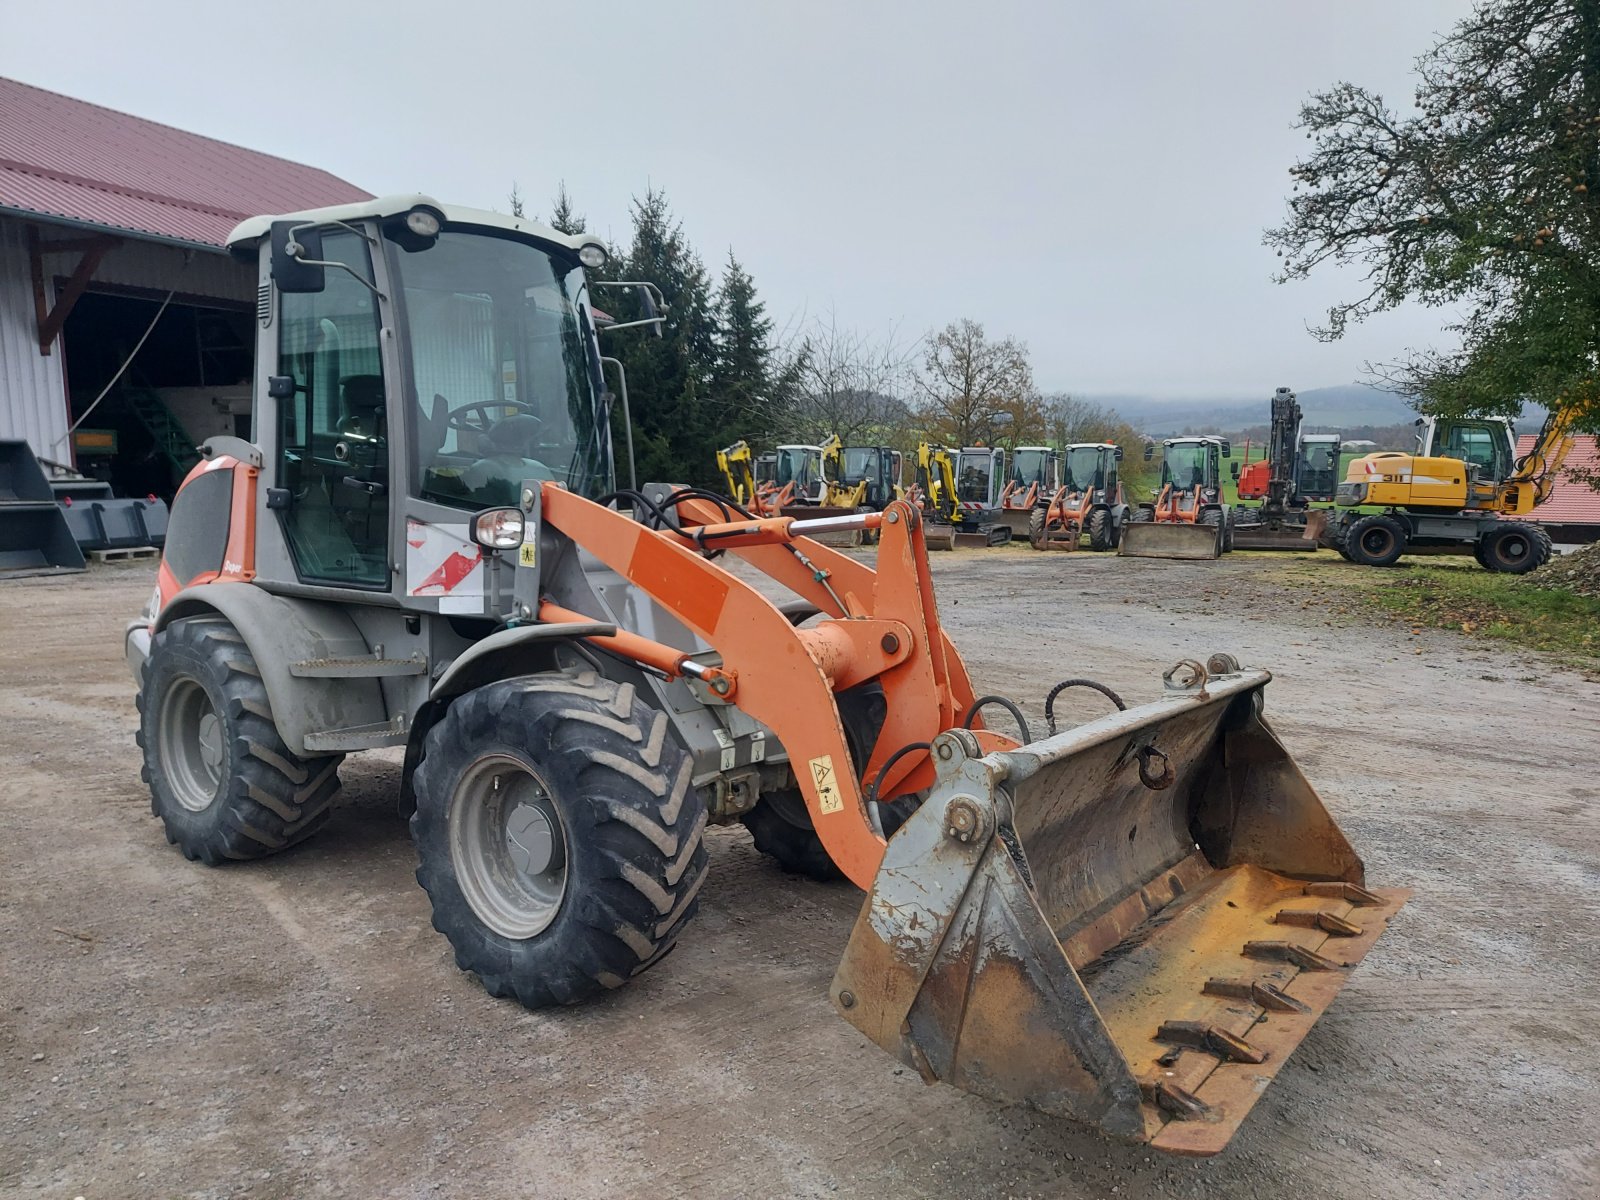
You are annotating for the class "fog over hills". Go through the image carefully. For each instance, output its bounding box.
[1092,385,1545,436]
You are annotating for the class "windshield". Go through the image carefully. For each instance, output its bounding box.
[1011,449,1049,488]
[956,451,994,503]
[392,228,606,508]
[1162,443,1209,490]
[842,447,882,483]
[776,447,821,489]
[1064,446,1106,493]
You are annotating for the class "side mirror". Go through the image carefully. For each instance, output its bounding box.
[1143,444,1155,462]
[1230,461,1240,480]
[638,285,663,340]
[1113,446,1124,461]
[270,222,326,293]
[1219,439,1232,457]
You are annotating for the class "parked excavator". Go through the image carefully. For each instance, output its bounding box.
[952,445,1014,546]
[1121,436,1235,559]
[716,440,791,517]
[1029,442,1131,551]
[1232,388,1338,551]
[1327,409,1575,572]
[125,195,1406,1158]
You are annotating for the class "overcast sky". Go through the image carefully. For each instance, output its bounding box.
[3,0,1473,399]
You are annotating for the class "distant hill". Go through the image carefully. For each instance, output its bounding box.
[1093,385,1546,437]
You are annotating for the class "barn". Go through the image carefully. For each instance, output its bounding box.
[1516,431,1600,544]
[0,77,368,498]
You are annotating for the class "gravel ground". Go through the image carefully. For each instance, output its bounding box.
[1,548,1597,1200]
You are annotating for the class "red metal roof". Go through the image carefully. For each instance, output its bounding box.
[0,76,370,248]
[1516,432,1600,525]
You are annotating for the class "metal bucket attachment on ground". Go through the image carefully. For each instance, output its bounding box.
[1231,522,1317,552]
[832,659,1407,1156]
[1118,521,1221,560]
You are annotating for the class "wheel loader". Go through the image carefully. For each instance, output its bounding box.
[996,446,1058,539]
[1121,436,1234,559]
[125,195,1406,1157]
[1326,411,1574,573]
[1029,442,1131,551]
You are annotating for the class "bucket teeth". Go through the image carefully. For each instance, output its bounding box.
[1304,881,1384,906]
[1155,1020,1268,1064]
[1273,909,1363,936]
[1142,1079,1215,1122]
[1242,940,1347,971]
[1203,977,1312,1013]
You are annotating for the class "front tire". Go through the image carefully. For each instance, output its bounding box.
[1344,514,1407,567]
[1087,508,1113,551]
[411,672,706,1009]
[138,616,342,864]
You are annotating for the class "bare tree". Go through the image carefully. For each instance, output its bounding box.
[778,310,916,443]
[913,319,1038,447]
[1042,394,1123,445]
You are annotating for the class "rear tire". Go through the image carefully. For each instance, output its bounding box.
[138,616,342,864]
[1087,508,1113,551]
[412,672,707,1008]
[1131,505,1153,523]
[741,789,841,880]
[1344,514,1406,567]
[1478,522,1552,574]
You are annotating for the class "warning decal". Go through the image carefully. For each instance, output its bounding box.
[406,520,484,614]
[809,754,844,814]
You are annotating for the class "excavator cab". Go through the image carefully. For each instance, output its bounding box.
[129,195,1405,1160]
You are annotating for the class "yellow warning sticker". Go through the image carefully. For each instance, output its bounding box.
[809,754,843,814]
[518,542,537,568]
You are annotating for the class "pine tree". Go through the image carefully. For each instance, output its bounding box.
[602,189,720,486]
[709,251,778,438]
[547,183,587,236]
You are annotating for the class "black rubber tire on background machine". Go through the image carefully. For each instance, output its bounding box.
[1028,504,1049,550]
[1343,513,1407,567]
[411,672,707,1008]
[1087,508,1113,551]
[1477,521,1553,574]
[138,616,343,864]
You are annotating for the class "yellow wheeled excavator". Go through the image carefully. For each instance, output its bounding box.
[124,194,1407,1158]
[1328,409,1578,572]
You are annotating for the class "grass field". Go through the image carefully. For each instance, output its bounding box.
[1265,553,1600,669]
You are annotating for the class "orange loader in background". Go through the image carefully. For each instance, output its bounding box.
[1121,436,1235,559]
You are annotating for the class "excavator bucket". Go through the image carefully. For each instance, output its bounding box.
[1118,520,1222,560]
[832,660,1407,1156]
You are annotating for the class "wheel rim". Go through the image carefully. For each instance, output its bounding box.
[1497,534,1529,564]
[159,677,224,812]
[449,755,568,940]
[1360,527,1394,556]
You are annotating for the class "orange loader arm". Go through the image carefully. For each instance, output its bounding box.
[537,489,1011,889]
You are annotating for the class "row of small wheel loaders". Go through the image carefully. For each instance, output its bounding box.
[125,194,1409,1158]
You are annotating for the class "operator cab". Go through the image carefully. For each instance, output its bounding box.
[1009,447,1058,493]
[775,445,825,503]
[956,447,1005,507]
[1423,417,1517,484]
[229,197,627,592]
[1159,437,1228,498]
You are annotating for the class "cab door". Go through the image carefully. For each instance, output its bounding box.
[271,229,392,588]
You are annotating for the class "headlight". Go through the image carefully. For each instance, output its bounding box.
[472,507,525,549]
[578,242,607,269]
[406,209,442,238]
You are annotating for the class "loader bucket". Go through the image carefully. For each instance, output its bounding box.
[832,661,1407,1156]
[1118,520,1221,560]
